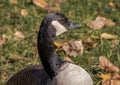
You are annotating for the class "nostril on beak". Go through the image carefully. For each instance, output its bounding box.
[75,24,82,28]
[69,20,82,29]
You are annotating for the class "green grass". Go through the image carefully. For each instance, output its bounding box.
[0,0,120,85]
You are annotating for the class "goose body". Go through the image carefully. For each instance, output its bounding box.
[52,63,93,85]
[6,13,93,85]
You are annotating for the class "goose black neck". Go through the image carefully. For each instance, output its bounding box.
[37,21,64,79]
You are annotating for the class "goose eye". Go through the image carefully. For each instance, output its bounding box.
[61,18,65,22]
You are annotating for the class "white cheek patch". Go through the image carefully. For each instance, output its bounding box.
[51,20,67,36]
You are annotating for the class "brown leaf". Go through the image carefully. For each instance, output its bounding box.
[96,16,116,27]
[62,40,83,57]
[86,20,105,30]
[21,9,28,17]
[9,56,25,61]
[98,74,120,85]
[47,6,60,12]
[109,2,116,8]
[2,34,11,40]
[101,33,118,39]
[62,43,77,57]
[52,0,66,3]
[86,16,115,30]
[64,56,74,63]
[111,79,120,85]
[32,39,37,45]
[13,31,25,40]
[33,0,48,9]
[83,38,97,48]
[0,38,6,45]
[102,79,120,85]
[110,40,119,48]
[113,73,120,79]
[9,0,18,4]
[0,4,4,7]
[99,56,119,73]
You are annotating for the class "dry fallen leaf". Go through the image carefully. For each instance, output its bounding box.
[62,43,77,57]
[33,0,48,9]
[102,79,120,85]
[64,56,74,63]
[9,56,25,61]
[86,16,115,30]
[110,79,120,85]
[54,41,66,51]
[83,38,97,48]
[9,0,18,4]
[99,56,119,73]
[47,5,60,12]
[110,40,119,48]
[0,38,6,45]
[101,33,118,39]
[52,0,66,3]
[98,74,111,80]
[62,40,83,57]
[96,16,116,27]
[0,4,4,7]
[2,34,11,40]
[54,41,64,48]
[86,20,105,30]
[21,9,28,17]
[113,73,120,80]
[32,39,37,45]
[98,73,120,85]
[33,0,61,12]
[109,2,116,8]
[13,31,25,40]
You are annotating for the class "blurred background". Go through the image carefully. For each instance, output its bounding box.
[0,0,120,85]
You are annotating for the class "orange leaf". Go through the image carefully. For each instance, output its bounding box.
[101,33,118,39]
[33,0,48,9]
[54,41,64,48]
[21,9,28,17]
[99,56,119,73]
[0,38,6,45]
[109,2,116,8]
[9,0,18,4]
[98,74,111,80]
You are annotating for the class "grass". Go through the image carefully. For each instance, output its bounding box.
[0,0,120,84]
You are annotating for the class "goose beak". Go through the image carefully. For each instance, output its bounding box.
[69,21,82,29]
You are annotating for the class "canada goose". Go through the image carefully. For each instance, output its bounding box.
[6,12,93,85]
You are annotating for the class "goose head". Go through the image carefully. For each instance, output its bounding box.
[40,12,81,38]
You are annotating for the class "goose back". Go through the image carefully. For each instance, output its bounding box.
[6,65,51,85]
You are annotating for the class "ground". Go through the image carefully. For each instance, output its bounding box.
[0,0,120,85]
